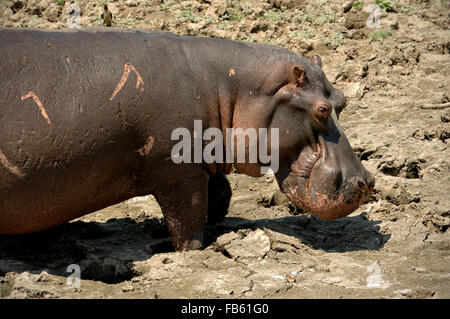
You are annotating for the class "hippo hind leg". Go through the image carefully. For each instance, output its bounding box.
[207,171,231,225]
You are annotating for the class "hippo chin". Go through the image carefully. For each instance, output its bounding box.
[0,28,374,251]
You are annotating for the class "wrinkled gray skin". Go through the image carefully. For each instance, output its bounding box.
[0,28,374,251]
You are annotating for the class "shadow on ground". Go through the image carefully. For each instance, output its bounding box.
[0,212,390,284]
[205,212,391,252]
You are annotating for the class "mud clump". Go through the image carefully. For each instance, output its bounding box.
[377,152,427,179]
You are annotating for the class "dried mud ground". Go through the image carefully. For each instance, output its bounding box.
[0,0,449,299]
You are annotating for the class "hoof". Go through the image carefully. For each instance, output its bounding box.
[188,239,203,250]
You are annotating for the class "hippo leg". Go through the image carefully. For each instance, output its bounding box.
[154,176,208,251]
[207,171,231,225]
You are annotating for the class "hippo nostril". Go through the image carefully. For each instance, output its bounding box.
[335,171,343,191]
[367,178,375,192]
[357,180,366,192]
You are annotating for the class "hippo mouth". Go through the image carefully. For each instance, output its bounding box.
[281,144,372,220]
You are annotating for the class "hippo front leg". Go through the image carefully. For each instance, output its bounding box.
[154,176,208,251]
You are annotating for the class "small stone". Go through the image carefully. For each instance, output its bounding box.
[299,39,313,52]
[121,284,135,292]
[412,266,426,273]
[342,0,354,13]
[205,0,227,17]
[44,3,61,23]
[273,275,285,281]
[396,289,413,296]
[343,82,361,98]
[267,0,282,9]
[9,12,22,22]
[125,0,138,7]
[322,276,342,284]
[186,20,208,35]
[36,271,50,282]
[224,229,271,261]
[390,20,399,30]
[286,275,296,283]
[214,232,241,250]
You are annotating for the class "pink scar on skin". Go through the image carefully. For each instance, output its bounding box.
[110,62,144,101]
[21,91,51,125]
[137,136,154,156]
[0,149,24,177]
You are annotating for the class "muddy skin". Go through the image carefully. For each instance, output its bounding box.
[0,28,372,252]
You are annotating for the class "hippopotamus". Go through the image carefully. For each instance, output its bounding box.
[0,28,374,251]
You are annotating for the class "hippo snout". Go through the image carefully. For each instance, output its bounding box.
[283,170,375,220]
[278,134,375,220]
[318,171,375,220]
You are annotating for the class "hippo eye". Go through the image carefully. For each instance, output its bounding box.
[315,104,331,121]
[317,105,330,120]
[318,106,328,115]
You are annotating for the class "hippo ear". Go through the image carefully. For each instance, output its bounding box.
[292,65,307,87]
[311,54,322,68]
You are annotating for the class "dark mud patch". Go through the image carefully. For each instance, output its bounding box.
[0,217,173,284]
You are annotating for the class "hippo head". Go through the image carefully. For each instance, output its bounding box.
[233,54,374,220]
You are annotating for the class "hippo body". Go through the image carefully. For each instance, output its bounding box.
[0,28,374,251]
